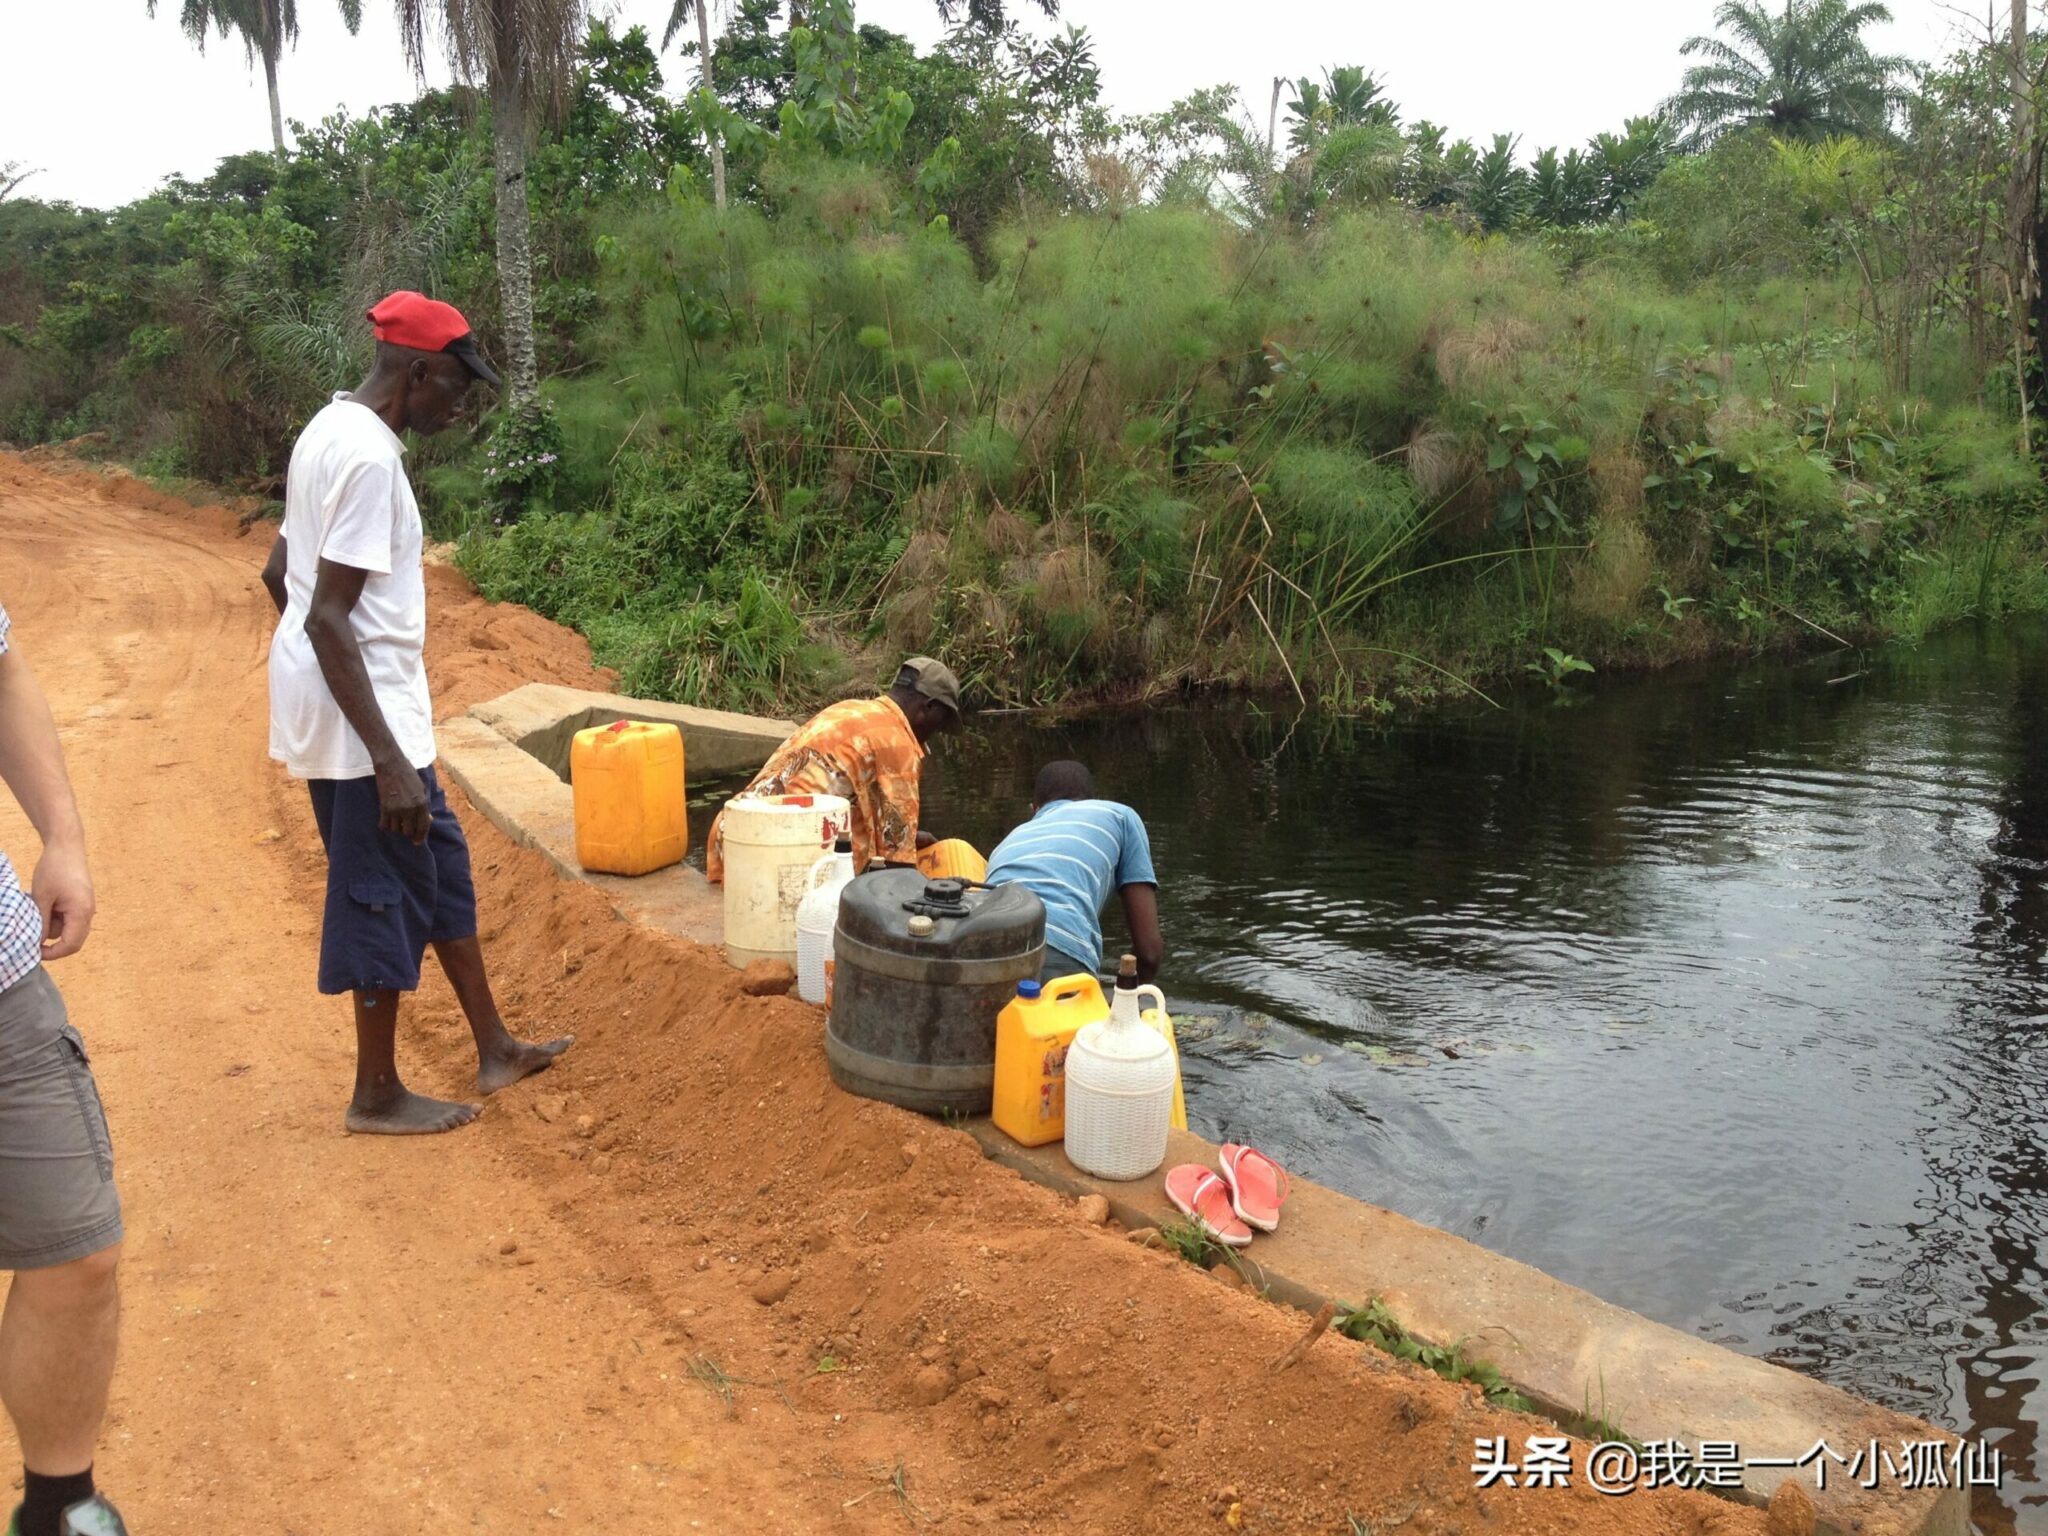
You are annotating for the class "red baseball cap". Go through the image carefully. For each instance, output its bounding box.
[366,291,502,388]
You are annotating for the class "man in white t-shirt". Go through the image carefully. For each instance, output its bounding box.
[262,291,570,1135]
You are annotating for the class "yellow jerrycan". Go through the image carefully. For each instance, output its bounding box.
[571,720,687,876]
[992,975,1107,1147]
[916,839,988,882]
[1142,1002,1190,1133]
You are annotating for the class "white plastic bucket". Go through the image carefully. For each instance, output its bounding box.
[720,793,851,968]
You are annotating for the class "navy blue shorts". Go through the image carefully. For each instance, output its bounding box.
[308,766,478,996]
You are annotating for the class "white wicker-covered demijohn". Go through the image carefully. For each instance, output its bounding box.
[1062,956,1173,1180]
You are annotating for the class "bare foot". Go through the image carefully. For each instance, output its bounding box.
[345,1088,481,1136]
[476,1033,574,1095]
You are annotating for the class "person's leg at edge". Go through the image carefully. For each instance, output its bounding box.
[0,1242,119,1536]
[430,936,571,1095]
[344,988,479,1135]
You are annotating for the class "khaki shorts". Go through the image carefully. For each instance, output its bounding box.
[0,968,121,1269]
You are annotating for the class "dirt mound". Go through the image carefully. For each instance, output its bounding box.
[424,565,617,717]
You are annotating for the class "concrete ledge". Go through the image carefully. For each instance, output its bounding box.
[467,681,793,781]
[967,1125,1969,1536]
[437,715,725,948]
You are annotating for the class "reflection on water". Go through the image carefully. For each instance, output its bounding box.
[920,624,2048,1536]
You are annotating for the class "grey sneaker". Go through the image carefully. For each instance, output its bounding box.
[7,1493,130,1536]
[60,1498,129,1536]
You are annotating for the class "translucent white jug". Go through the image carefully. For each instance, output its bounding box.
[1063,955,1174,1180]
[795,837,856,1005]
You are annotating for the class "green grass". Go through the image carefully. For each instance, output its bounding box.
[1155,1213,1224,1267]
[1334,1297,1534,1414]
[1578,1370,1637,1448]
[1153,1214,1268,1293]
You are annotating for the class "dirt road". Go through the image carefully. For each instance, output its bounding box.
[0,454,1768,1536]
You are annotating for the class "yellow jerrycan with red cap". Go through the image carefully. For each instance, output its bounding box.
[571,720,688,876]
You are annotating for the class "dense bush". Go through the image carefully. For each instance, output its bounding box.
[454,163,2045,707]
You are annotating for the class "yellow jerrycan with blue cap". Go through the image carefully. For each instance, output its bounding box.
[992,974,1108,1147]
[992,969,1186,1148]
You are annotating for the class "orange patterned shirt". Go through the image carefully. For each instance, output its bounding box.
[706,695,926,882]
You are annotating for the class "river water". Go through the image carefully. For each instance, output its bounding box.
[912,625,2048,1536]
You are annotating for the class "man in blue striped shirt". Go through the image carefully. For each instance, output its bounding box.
[985,762,1164,983]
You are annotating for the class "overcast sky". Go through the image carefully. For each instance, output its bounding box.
[0,0,1994,209]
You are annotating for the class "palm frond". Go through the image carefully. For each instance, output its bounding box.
[1680,38,1763,76]
[150,0,299,66]
[661,0,695,51]
[401,0,588,121]
[344,140,485,298]
[1711,0,1780,56]
[146,0,228,52]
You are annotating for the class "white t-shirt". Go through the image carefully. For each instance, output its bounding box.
[267,396,436,781]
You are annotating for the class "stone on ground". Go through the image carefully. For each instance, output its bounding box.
[739,959,796,997]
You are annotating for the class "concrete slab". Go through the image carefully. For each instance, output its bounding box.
[966,1125,1969,1536]
[467,681,793,781]
[437,715,724,948]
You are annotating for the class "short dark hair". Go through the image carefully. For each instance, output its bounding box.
[1034,760,1093,806]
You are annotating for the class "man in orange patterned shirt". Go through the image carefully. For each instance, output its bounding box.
[706,658,962,882]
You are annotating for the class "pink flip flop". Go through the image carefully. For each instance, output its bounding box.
[1164,1163,1254,1248]
[1218,1144,1291,1232]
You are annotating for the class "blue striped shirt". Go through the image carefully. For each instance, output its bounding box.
[985,799,1156,975]
[0,603,44,993]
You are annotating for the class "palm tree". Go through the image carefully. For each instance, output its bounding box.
[1667,0,1911,148]
[1589,115,1675,218]
[662,1,726,209]
[1286,66,1396,152]
[393,0,588,416]
[1284,79,1325,153]
[1529,145,1599,228]
[1468,133,1529,232]
[1324,67,1397,130]
[148,0,364,155]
